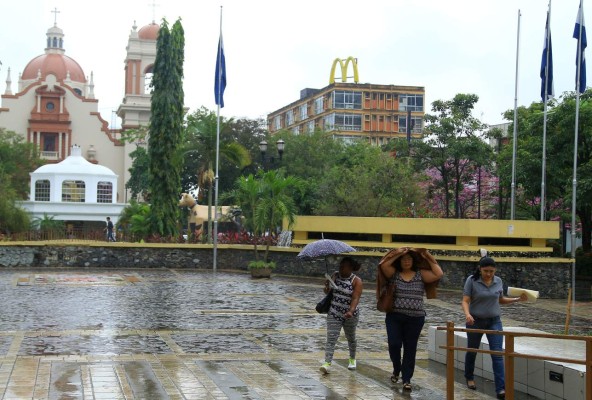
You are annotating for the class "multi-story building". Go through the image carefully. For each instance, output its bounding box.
[267,58,425,146]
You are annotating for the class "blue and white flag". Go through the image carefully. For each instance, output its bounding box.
[214,34,227,107]
[541,11,554,101]
[573,1,587,93]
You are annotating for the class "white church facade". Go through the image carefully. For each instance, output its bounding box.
[0,16,159,227]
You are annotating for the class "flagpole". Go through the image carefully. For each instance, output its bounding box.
[541,2,552,221]
[213,6,223,273]
[510,9,521,220]
[571,0,585,306]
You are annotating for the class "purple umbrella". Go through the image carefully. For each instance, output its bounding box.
[297,239,356,259]
[297,239,356,274]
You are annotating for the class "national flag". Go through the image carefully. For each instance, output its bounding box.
[540,11,554,101]
[573,1,587,93]
[214,34,226,107]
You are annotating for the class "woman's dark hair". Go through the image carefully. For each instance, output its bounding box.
[341,256,361,272]
[393,252,419,273]
[471,256,496,280]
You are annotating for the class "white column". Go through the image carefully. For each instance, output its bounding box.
[58,133,63,159]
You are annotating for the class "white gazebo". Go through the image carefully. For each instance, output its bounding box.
[18,145,126,225]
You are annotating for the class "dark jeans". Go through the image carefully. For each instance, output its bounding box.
[385,312,425,383]
[464,316,505,394]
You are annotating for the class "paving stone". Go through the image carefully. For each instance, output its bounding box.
[0,268,588,399]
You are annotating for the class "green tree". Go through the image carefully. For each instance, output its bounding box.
[314,142,421,216]
[413,94,492,218]
[222,173,263,258]
[225,170,304,262]
[253,170,305,262]
[278,130,345,215]
[148,18,185,237]
[0,128,43,198]
[183,107,251,242]
[501,91,592,251]
[126,145,150,202]
[0,169,30,234]
[118,201,152,242]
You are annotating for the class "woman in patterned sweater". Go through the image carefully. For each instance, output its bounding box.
[378,248,443,391]
[319,257,363,374]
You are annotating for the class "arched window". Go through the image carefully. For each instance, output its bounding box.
[35,180,50,201]
[97,181,113,203]
[144,65,154,94]
[74,88,82,96]
[62,180,85,202]
[47,38,51,47]
[59,38,63,48]
[52,37,57,47]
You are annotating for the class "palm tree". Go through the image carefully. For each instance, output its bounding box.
[222,173,263,259]
[253,170,305,262]
[224,170,304,264]
[183,107,251,242]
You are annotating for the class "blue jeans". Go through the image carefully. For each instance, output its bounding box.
[464,316,505,394]
[385,312,425,383]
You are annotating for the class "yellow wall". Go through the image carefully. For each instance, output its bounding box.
[286,216,559,252]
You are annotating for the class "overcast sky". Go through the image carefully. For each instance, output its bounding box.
[0,0,586,128]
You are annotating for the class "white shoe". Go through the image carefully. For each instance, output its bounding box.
[348,358,356,370]
[320,362,331,374]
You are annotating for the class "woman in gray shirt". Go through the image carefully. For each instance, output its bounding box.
[461,256,527,399]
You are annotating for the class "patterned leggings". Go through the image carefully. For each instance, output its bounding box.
[324,314,359,363]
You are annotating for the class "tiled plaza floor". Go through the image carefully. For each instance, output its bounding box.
[0,268,589,399]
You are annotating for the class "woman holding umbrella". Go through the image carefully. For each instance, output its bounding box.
[319,256,362,374]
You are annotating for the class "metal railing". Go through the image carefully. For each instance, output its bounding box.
[438,321,592,400]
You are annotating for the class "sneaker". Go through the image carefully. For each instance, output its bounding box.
[347,358,356,370]
[320,362,331,374]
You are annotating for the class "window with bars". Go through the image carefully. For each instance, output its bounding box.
[314,97,324,114]
[286,110,294,126]
[399,94,424,112]
[62,180,85,202]
[333,90,362,110]
[335,113,362,131]
[35,180,50,201]
[97,181,113,203]
[398,116,423,133]
[300,104,308,120]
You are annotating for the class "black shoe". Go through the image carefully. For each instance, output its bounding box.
[466,380,477,390]
[497,391,505,399]
[390,373,399,383]
[403,382,412,391]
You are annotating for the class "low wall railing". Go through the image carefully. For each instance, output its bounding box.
[437,322,592,400]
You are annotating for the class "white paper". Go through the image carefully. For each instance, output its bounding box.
[325,273,338,290]
[507,286,539,302]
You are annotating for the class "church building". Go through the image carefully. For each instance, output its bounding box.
[0,16,158,226]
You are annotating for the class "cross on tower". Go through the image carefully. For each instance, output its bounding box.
[51,7,60,26]
[148,1,159,23]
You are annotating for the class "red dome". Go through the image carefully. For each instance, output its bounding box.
[22,54,86,83]
[138,23,159,40]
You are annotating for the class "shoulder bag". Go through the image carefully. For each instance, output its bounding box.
[315,290,333,314]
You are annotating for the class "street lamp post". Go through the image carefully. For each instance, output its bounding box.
[259,139,285,169]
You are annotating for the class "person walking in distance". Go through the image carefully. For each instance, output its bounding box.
[105,217,115,242]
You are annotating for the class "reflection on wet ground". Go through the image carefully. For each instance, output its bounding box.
[0,268,588,399]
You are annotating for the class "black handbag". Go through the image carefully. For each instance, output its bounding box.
[315,291,333,314]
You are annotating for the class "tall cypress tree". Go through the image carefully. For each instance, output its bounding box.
[148,18,185,236]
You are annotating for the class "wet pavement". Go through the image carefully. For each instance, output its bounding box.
[0,268,590,399]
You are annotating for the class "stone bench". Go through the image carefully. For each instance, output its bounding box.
[427,325,587,399]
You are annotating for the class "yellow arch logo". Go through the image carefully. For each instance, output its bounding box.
[329,57,359,84]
